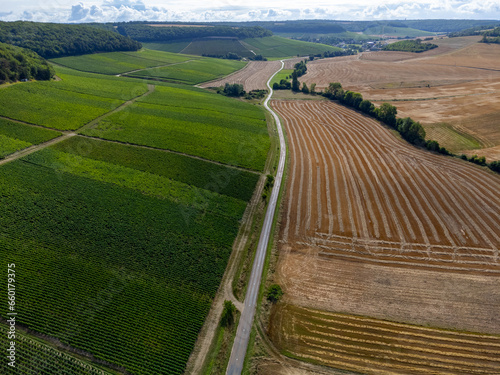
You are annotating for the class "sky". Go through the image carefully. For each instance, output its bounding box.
[1,0,500,23]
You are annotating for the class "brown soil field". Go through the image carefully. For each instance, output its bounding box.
[270,304,500,375]
[200,58,305,91]
[200,60,281,91]
[268,99,500,374]
[299,38,500,159]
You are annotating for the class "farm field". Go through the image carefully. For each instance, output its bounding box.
[180,38,254,57]
[0,54,270,374]
[200,58,303,91]
[0,326,113,374]
[0,118,61,158]
[0,66,149,130]
[125,58,246,84]
[241,36,339,59]
[81,84,270,171]
[299,37,500,159]
[51,49,194,75]
[268,99,500,374]
[143,40,192,53]
[270,304,500,375]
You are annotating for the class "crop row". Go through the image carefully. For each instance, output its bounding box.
[0,325,112,374]
[53,136,259,201]
[81,100,269,171]
[0,134,31,158]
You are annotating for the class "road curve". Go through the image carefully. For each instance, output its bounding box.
[226,61,286,375]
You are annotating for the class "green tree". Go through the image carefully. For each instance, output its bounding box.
[291,71,300,92]
[220,300,236,327]
[359,99,375,115]
[267,284,284,303]
[310,83,317,95]
[301,82,309,94]
[377,103,398,127]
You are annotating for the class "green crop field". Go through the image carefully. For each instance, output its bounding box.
[241,36,338,58]
[0,153,248,374]
[51,49,195,75]
[0,118,61,158]
[143,40,193,53]
[0,67,148,130]
[125,58,246,84]
[180,38,254,57]
[0,41,270,374]
[0,326,114,374]
[81,86,269,171]
[54,136,259,201]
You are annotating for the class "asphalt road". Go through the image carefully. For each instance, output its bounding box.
[226,60,286,375]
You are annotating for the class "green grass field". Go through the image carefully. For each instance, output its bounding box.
[241,36,338,58]
[126,58,246,84]
[51,49,194,75]
[423,122,483,152]
[180,38,254,57]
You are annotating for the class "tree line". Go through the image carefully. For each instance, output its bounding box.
[116,24,272,42]
[0,42,54,83]
[0,21,141,59]
[382,39,438,53]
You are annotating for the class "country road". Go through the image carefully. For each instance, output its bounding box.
[226,61,286,375]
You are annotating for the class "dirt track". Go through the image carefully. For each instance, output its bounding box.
[268,99,500,374]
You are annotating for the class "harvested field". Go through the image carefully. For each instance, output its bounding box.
[200,60,280,91]
[270,304,500,375]
[269,99,500,374]
[200,58,304,91]
[299,38,500,159]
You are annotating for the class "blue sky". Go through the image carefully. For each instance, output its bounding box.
[1,0,500,23]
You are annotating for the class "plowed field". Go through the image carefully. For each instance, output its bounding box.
[269,99,500,374]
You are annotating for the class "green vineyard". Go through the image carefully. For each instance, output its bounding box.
[0,43,267,374]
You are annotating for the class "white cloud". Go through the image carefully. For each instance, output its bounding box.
[1,0,500,22]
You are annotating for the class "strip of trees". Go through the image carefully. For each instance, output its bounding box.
[117,24,272,42]
[0,21,142,59]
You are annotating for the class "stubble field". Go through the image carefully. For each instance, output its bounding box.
[268,99,500,374]
[298,37,500,159]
